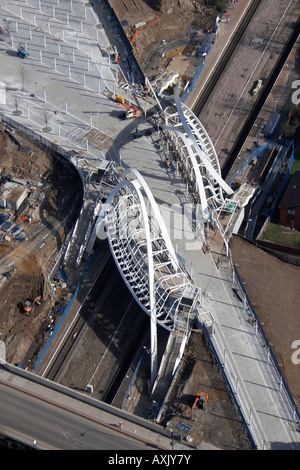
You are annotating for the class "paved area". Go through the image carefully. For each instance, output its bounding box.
[0,362,196,450]
[0,0,299,451]
[0,0,152,161]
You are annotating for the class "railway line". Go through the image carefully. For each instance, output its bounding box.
[192,0,262,117]
[44,246,151,406]
[102,315,149,405]
[222,16,300,178]
[45,252,117,382]
[192,0,300,179]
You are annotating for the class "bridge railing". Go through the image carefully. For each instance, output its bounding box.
[201,259,300,450]
[233,264,300,424]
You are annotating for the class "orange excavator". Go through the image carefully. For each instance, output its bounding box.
[23,296,41,315]
[18,215,31,222]
[191,392,208,418]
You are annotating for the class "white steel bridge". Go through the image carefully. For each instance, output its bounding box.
[162,86,255,256]
[94,168,201,386]
[90,89,255,393]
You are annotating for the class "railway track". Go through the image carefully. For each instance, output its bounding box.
[193,0,262,117]
[222,16,300,178]
[45,253,116,381]
[44,247,151,405]
[192,0,300,179]
[102,315,149,405]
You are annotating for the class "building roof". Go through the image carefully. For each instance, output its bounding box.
[7,187,27,203]
[278,171,300,209]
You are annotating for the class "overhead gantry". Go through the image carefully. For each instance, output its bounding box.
[162,86,255,255]
[94,168,200,386]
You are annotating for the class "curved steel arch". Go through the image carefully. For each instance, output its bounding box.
[164,87,233,215]
[95,168,200,383]
[162,87,241,254]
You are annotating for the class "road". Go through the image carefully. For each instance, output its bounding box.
[0,378,151,450]
[0,184,81,276]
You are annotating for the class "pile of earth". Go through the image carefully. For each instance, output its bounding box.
[109,0,227,70]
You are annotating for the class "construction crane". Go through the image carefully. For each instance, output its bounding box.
[117,99,140,119]
[191,392,208,418]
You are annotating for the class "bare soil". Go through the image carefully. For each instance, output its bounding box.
[0,122,79,366]
[157,329,253,449]
[230,235,300,408]
[109,0,223,74]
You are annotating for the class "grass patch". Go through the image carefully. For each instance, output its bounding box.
[263,222,300,249]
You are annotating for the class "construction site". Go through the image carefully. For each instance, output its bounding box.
[0,122,81,367]
[106,0,226,94]
[0,121,254,450]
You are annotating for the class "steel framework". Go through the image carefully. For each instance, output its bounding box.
[94,168,200,384]
[162,86,254,255]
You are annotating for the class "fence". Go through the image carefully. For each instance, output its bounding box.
[233,265,300,422]
[0,111,72,160]
[201,261,300,450]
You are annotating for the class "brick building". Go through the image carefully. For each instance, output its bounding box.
[278,171,300,231]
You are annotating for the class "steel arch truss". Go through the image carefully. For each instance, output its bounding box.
[95,168,200,382]
[97,168,198,330]
[162,87,249,254]
[164,86,234,214]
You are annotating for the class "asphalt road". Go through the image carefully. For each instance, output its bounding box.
[0,379,150,450]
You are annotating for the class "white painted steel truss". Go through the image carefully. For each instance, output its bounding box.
[162,86,254,255]
[95,168,200,383]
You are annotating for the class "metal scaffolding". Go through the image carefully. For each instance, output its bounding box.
[94,168,200,385]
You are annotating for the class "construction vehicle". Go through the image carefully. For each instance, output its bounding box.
[17,43,29,58]
[125,106,138,119]
[191,392,208,418]
[18,215,31,223]
[116,96,140,119]
[120,103,139,119]
[22,296,41,316]
[116,95,125,104]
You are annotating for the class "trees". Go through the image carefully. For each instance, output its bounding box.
[283,103,300,142]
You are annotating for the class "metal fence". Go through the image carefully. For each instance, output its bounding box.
[201,259,300,450]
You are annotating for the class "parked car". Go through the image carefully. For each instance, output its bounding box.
[0,214,8,226]
[1,221,14,232]
[11,225,22,236]
[15,232,26,242]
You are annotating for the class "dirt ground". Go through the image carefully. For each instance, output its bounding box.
[0,122,80,366]
[159,330,253,449]
[230,235,300,408]
[109,0,223,75]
